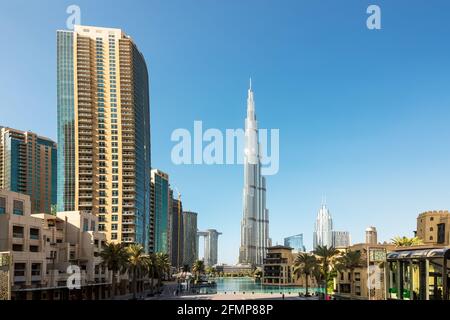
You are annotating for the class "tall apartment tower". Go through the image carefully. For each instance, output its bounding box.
[57,25,151,250]
[150,169,170,254]
[182,211,198,268]
[365,226,378,245]
[0,127,57,213]
[239,80,270,266]
[169,191,184,268]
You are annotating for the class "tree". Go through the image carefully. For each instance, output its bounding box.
[293,253,318,296]
[335,250,363,296]
[391,236,423,247]
[192,260,205,283]
[100,243,129,298]
[155,253,170,291]
[126,244,149,299]
[313,245,339,298]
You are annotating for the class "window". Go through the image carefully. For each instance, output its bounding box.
[13,226,24,238]
[91,220,96,231]
[29,245,39,252]
[430,217,434,221]
[31,263,41,276]
[111,233,118,240]
[14,263,26,277]
[111,224,118,231]
[437,223,446,244]
[12,244,23,252]
[30,228,40,240]
[112,215,118,222]
[0,197,5,214]
[13,200,24,215]
[83,218,89,232]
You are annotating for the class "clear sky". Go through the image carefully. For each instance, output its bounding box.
[1,0,450,264]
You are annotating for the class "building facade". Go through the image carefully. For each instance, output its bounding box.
[56,25,151,250]
[262,246,294,285]
[0,189,114,300]
[239,81,270,266]
[284,234,306,252]
[332,231,351,248]
[313,204,333,250]
[198,229,222,267]
[417,210,450,246]
[365,226,378,245]
[150,170,169,254]
[333,243,395,300]
[169,192,183,268]
[182,211,198,268]
[0,127,57,213]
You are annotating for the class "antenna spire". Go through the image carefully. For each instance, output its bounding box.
[249,77,252,91]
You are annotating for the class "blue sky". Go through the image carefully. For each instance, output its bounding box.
[1,0,450,264]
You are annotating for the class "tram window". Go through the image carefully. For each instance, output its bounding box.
[428,259,443,300]
[388,262,399,299]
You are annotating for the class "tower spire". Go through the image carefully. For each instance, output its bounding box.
[249,77,252,91]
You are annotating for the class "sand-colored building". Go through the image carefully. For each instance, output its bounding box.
[56,25,151,250]
[333,243,395,300]
[417,210,450,246]
[0,189,115,300]
[262,246,318,288]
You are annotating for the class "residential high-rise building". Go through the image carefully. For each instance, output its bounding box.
[239,80,270,266]
[150,169,170,254]
[57,25,151,250]
[0,127,57,213]
[169,191,184,268]
[313,203,333,250]
[182,211,198,268]
[198,229,222,267]
[332,231,351,248]
[284,234,306,252]
[365,226,378,245]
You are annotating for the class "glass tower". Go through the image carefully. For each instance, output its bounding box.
[0,127,57,213]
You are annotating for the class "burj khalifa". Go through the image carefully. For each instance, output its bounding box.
[239,80,270,266]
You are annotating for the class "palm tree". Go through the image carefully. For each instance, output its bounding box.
[313,245,339,298]
[100,242,129,298]
[335,250,363,296]
[145,253,158,294]
[192,260,205,283]
[391,236,423,247]
[126,244,149,299]
[155,253,171,291]
[293,253,318,296]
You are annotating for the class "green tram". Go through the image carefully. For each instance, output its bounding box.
[386,247,450,300]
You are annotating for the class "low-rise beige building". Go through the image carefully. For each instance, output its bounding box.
[263,246,294,285]
[417,210,450,246]
[0,189,114,300]
[262,246,318,289]
[333,243,395,300]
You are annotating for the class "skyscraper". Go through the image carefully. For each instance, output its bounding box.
[150,169,170,254]
[182,211,198,268]
[169,192,184,268]
[313,203,333,250]
[239,80,269,266]
[332,231,351,248]
[57,25,151,250]
[0,127,57,213]
[198,229,222,267]
[284,234,306,252]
